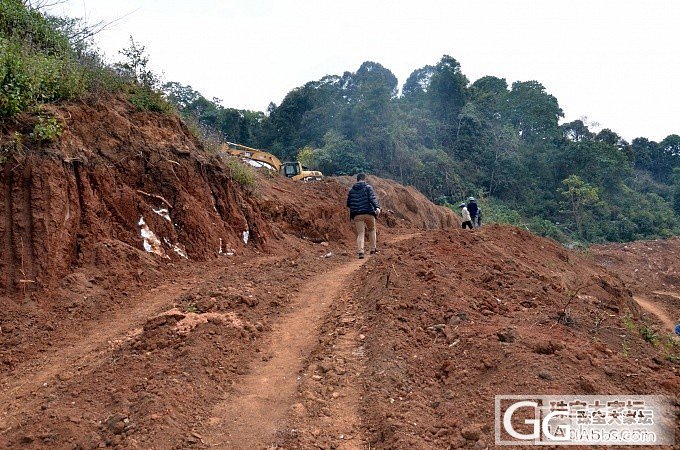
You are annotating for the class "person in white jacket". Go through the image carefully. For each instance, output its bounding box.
[459,203,473,229]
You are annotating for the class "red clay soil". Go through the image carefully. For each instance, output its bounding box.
[592,238,680,334]
[281,226,679,449]
[0,94,454,448]
[1,96,677,449]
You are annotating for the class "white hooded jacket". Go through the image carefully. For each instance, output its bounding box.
[460,206,471,222]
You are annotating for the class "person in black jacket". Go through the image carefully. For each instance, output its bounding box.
[346,173,381,259]
[467,197,479,227]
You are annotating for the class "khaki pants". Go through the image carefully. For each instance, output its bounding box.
[354,214,376,254]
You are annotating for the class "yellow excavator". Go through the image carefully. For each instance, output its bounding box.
[220,142,323,181]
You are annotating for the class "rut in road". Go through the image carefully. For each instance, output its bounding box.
[202,233,420,449]
[201,257,367,448]
[633,296,676,332]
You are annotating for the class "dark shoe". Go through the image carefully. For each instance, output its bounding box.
[358,252,365,259]
[370,249,377,255]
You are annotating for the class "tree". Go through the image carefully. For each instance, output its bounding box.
[115,36,158,89]
[631,137,656,171]
[561,120,593,142]
[507,80,563,141]
[427,55,469,128]
[559,175,602,239]
[402,64,435,104]
[673,167,680,216]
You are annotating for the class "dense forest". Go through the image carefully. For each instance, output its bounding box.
[2,1,679,244]
[164,57,680,244]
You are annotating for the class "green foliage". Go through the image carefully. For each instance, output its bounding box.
[559,175,603,240]
[661,334,679,362]
[639,324,659,345]
[226,158,256,188]
[297,145,316,168]
[621,314,636,333]
[0,35,86,117]
[0,0,70,55]
[115,37,171,113]
[128,86,171,113]
[479,198,524,227]
[30,114,62,141]
[0,1,90,117]
[1,2,175,119]
[163,81,265,144]
[115,37,158,89]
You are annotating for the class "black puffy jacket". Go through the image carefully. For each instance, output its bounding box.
[347,181,380,219]
[467,201,478,218]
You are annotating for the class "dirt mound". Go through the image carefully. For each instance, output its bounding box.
[282,225,679,449]
[334,175,457,230]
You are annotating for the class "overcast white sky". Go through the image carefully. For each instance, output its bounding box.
[46,0,679,142]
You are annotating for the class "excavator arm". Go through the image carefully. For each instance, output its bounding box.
[219,142,323,181]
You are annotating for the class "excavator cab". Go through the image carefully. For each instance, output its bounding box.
[282,162,301,178]
[284,163,324,181]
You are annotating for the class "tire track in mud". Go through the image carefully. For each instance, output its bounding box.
[201,233,420,449]
[201,258,368,449]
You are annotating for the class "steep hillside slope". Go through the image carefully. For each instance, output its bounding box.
[1,95,269,297]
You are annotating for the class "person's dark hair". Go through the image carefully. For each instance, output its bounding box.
[356,173,366,181]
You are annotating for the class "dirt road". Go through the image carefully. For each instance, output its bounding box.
[633,296,676,332]
[0,232,417,448]
[201,258,367,448]
[203,233,418,448]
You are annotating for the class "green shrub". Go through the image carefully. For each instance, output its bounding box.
[0,4,86,118]
[478,198,524,227]
[31,115,62,141]
[0,3,171,118]
[0,0,70,55]
[128,86,171,113]
[226,158,256,188]
[621,314,636,333]
[639,324,659,345]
